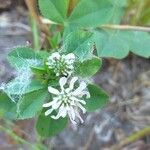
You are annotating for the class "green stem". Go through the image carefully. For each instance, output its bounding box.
[0,124,35,149]
[30,16,40,50]
[0,120,47,150]
[111,126,150,150]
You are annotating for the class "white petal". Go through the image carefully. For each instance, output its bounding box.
[48,86,60,95]
[70,96,86,105]
[75,111,84,123]
[85,91,90,98]
[43,98,59,107]
[68,110,77,124]
[67,106,77,124]
[43,102,53,107]
[72,81,87,96]
[65,88,71,93]
[51,52,60,59]
[65,53,75,60]
[78,91,90,98]
[67,65,74,69]
[52,101,62,109]
[51,113,61,120]
[70,119,77,124]
[65,59,75,66]
[76,102,86,113]
[67,71,72,77]
[69,100,76,106]
[45,108,53,116]
[56,73,60,76]
[48,66,53,69]
[69,106,76,121]
[61,54,66,59]
[69,77,78,90]
[60,105,67,118]
[79,81,87,90]
[63,72,67,76]
[51,105,67,119]
[59,77,67,90]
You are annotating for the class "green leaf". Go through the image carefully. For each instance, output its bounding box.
[63,24,80,39]
[4,106,17,120]
[38,51,50,59]
[49,32,61,49]
[0,91,17,119]
[109,0,128,24]
[36,110,68,137]
[0,91,15,115]
[24,80,47,94]
[94,30,150,58]
[75,57,102,77]
[111,0,128,7]
[38,0,69,24]
[128,31,150,57]
[31,66,47,74]
[4,79,46,96]
[63,30,93,60]
[9,47,38,59]
[8,46,43,68]
[18,89,48,119]
[68,0,127,27]
[85,84,109,112]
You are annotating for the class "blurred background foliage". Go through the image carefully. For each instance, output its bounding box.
[126,0,150,25]
[18,0,150,50]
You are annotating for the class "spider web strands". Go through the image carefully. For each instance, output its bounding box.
[0,63,33,115]
[0,49,43,115]
[59,30,94,59]
[0,48,42,104]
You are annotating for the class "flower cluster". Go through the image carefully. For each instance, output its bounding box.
[44,52,90,124]
[43,77,90,124]
[46,52,75,76]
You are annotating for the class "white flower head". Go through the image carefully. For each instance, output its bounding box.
[46,52,75,76]
[43,77,90,124]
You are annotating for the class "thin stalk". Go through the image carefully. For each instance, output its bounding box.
[1,119,48,150]
[0,124,37,150]
[30,16,40,50]
[111,126,150,150]
[99,24,150,32]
